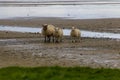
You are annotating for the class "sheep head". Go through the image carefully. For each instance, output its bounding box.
[42,24,48,31]
[72,26,75,30]
[72,26,76,31]
[55,27,59,33]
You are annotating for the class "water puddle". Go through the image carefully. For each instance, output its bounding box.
[1,4,120,19]
[64,47,97,51]
[0,26,40,33]
[0,25,120,39]
[0,39,17,42]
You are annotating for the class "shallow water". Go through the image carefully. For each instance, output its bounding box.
[63,29,120,39]
[0,26,40,33]
[0,25,120,39]
[1,4,120,19]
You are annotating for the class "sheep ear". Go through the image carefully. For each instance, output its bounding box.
[42,24,48,27]
[72,26,75,29]
[55,27,58,30]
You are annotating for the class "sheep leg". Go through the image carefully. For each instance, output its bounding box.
[44,36,47,42]
[57,38,59,43]
[76,37,79,42]
[47,36,50,42]
[56,40,58,43]
[75,37,77,43]
[52,36,55,43]
[48,37,51,42]
[55,37,58,43]
[72,37,73,43]
[72,37,75,43]
[74,37,76,42]
[71,37,74,43]
[60,37,62,42]
[54,37,56,43]
[79,37,81,42]
[58,37,61,43]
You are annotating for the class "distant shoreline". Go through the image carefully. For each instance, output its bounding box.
[0,1,120,6]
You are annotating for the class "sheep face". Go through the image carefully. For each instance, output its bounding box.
[55,27,59,33]
[71,27,76,32]
[42,24,48,31]
[72,26,75,30]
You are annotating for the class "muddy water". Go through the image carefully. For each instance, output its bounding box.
[0,25,120,39]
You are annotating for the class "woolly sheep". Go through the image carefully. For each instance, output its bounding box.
[42,24,55,42]
[70,26,81,42]
[54,27,63,43]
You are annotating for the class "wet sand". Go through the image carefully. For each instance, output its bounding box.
[0,17,120,68]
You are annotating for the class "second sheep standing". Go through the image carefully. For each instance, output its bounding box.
[54,27,63,43]
[70,26,81,43]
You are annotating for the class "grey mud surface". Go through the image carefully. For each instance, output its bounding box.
[0,37,120,68]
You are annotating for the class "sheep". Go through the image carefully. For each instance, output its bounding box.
[54,27,63,43]
[70,26,81,43]
[42,24,55,42]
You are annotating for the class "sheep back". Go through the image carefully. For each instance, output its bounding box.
[42,24,55,36]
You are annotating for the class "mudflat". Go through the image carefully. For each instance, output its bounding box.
[0,17,120,68]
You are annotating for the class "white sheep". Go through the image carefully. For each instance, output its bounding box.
[70,26,81,42]
[54,27,63,43]
[42,24,55,42]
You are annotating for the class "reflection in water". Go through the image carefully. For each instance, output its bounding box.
[0,26,120,39]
